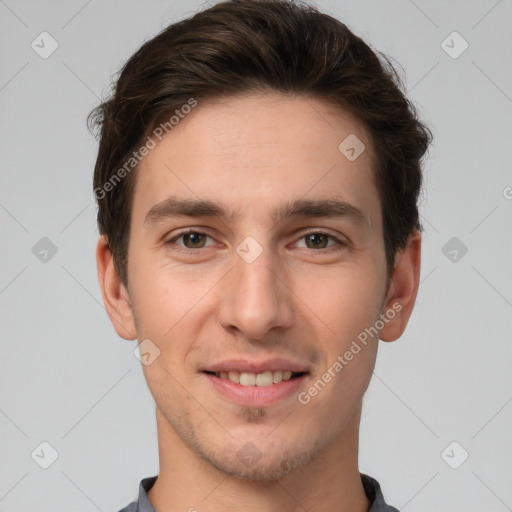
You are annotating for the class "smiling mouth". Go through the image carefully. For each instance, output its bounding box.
[204,370,307,387]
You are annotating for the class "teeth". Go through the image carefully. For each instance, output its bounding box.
[215,370,300,386]
[239,372,256,386]
[228,371,240,384]
[272,370,283,384]
[256,371,273,386]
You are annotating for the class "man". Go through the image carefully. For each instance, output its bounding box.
[90,0,431,510]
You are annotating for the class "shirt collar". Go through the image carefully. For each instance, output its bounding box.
[361,473,399,512]
[125,473,398,512]
[137,477,157,512]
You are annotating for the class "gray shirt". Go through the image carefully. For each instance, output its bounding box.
[118,473,399,511]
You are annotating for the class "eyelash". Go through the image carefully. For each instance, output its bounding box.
[165,228,346,255]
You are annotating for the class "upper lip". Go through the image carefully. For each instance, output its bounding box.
[203,358,310,374]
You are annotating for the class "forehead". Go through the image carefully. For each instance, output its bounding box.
[133,92,381,230]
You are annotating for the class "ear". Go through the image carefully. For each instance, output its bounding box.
[96,235,137,340]
[379,229,421,342]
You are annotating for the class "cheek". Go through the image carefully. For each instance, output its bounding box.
[297,269,382,415]
[295,263,385,345]
[128,256,220,367]
[129,249,197,330]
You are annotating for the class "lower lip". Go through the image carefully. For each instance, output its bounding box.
[203,373,308,407]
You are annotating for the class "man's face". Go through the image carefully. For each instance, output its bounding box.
[124,92,391,480]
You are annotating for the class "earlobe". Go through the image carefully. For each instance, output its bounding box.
[379,229,421,342]
[96,236,137,340]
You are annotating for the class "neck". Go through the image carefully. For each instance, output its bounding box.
[148,405,370,512]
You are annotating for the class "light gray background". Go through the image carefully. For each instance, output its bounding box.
[1,0,511,510]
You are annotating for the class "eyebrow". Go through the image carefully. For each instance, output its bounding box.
[144,196,369,227]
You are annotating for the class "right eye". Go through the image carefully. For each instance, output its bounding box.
[166,229,217,251]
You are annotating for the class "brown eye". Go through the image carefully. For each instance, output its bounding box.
[304,233,330,249]
[167,230,215,250]
[293,231,345,252]
[182,232,207,248]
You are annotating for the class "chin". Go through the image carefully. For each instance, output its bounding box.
[200,442,317,482]
[158,393,349,482]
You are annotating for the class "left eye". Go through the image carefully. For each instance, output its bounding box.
[295,232,340,250]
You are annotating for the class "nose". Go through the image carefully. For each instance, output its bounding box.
[216,245,294,342]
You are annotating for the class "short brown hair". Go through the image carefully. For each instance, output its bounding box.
[89,0,432,287]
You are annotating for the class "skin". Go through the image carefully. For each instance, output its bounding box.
[97,91,421,512]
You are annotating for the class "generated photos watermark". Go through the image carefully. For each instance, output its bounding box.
[94,98,198,200]
[297,302,402,405]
